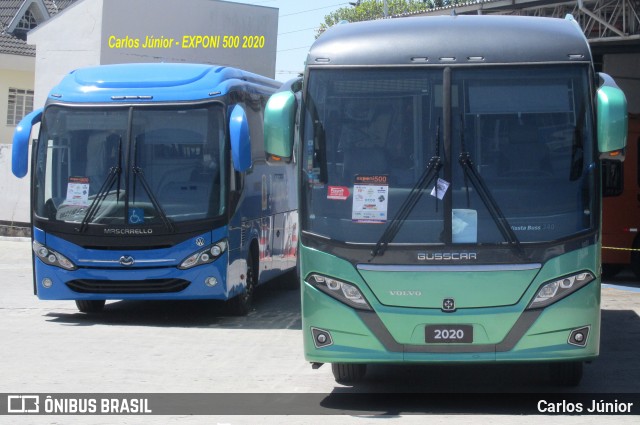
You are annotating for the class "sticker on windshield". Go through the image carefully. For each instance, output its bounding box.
[63,176,90,206]
[430,178,450,200]
[129,208,145,225]
[452,209,477,243]
[352,175,388,223]
[327,186,350,200]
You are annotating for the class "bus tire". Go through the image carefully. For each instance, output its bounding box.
[331,363,367,384]
[75,300,105,313]
[601,264,623,279]
[549,361,583,387]
[228,253,257,316]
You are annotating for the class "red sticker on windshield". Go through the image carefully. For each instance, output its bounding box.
[327,186,350,200]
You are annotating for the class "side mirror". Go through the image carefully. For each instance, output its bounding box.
[229,105,251,172]
[12,108,43,178]
[597,73,627,160]
[264,79,300,164]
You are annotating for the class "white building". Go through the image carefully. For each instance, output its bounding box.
[0,0,77,233]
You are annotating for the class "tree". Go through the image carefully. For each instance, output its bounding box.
[317,0,455,38]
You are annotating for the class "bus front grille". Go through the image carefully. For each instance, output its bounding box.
[66,278,190,294]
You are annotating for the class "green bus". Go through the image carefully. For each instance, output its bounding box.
[264,15,627,385]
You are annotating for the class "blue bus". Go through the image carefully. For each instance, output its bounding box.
[12,63,298,314]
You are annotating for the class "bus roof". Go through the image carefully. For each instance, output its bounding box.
[308,15,592,67]
[48,63,281,103]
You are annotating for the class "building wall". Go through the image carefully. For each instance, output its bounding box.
[100,0,278,77]
[28,0,278,109]
[0,54,36,145]
[28,0,103,109]
[0,55,36,227]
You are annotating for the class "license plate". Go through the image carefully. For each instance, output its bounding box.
[425,325,473,343]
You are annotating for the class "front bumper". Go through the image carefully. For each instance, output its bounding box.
[303,278,600,364]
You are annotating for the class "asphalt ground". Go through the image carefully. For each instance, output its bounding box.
[0,237,638,424]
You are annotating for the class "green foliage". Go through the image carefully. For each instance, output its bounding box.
[317,0,459,38]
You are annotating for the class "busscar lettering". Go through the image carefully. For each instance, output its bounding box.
[104,228,153,236]
[417,252,478,261]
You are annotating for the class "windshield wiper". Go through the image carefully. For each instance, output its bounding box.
[371,121,443,258]
[78,137,122,233]
[457,124,523,256]
[131,138,174,233]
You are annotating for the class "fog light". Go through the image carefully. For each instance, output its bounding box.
[568,326,590,347]
[311,327,333,348]
[42,278,53,288]
[205,277,218,287]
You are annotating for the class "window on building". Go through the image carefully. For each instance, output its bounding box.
[7,88,35,126]
[16,9,38,31]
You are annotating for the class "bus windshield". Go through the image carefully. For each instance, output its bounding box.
[302,66,595,246]
[34,104,226,228]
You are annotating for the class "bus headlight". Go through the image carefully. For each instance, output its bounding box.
[179,239,227,270]
[306,273,372,311]
[527,271,595,310]
[32,241,77,271]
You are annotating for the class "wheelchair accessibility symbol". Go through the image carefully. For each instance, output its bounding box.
[129,208,144,225]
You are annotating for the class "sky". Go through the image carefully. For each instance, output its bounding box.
[224,0,352,82]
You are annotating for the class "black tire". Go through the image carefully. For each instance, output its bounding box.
[331,363,367,384]
[228,253,256,316]
[75,299,106,313]
[549,361,583,387]
[602,264,623,279]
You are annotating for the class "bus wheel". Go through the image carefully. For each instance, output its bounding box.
[331,363,367,384]
[228,254,256,316]
[549,361,583,387]
[602,264,623,279]
[75,300,105,313]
